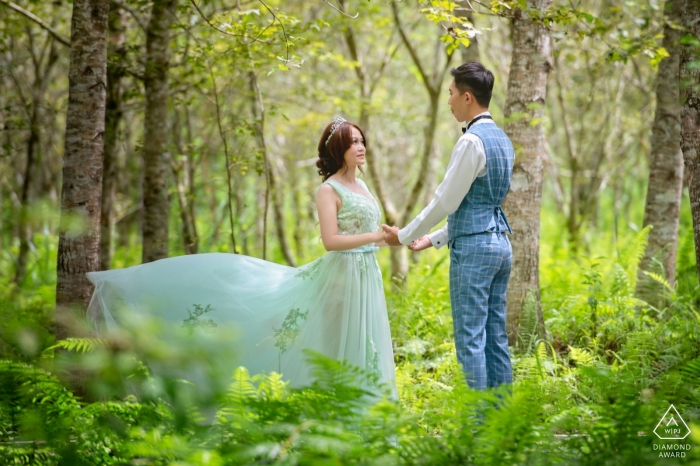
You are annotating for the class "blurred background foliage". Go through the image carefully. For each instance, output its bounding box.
[1,0,699,463]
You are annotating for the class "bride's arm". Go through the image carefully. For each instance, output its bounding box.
[317,184,385,251]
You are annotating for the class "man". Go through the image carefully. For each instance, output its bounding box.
[383,61,514,390]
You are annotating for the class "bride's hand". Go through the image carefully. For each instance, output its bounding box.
[408,235,432,251]
[374,230,387,243]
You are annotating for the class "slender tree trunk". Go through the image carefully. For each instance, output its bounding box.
[455,7,480,64]
[170,157,198,254]
[170,108,198,254]
[390,92,442,282]
[100,2,126,270]
[391,2,453,283]
[501,0,552,346]
[184,106,199,250]
[142,0,177,263]
[270,161,296,266]
[637,0,684,302]
[14,97,40,285]
[249,71,296,265]
[56,0,109,341]
[14,31,59,284]
[681,0,700,280]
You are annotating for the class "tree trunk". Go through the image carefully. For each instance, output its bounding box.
[14,30,60,284]
[170,107,198,255]
[502,0,551,347]
[681,0,700,281]
[248,70,295,265]
[290,166,306,261]
[142,0,177,263]
[455,7,480,64]
[637,0,684,303]
[14,95,40,285]
[100,2,127,270]
[392,92,442,282]
[56,0,109,341]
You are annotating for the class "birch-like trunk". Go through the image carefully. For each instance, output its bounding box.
[142,0,177,263]
[100,3,126,270]
[56,0,109,340]
[681,0,700,280]
[502,0,551,346]
[637,0,683,302]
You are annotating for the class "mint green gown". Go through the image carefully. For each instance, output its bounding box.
[86,179,397,398]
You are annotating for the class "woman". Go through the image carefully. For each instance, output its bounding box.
[87,117,397,397]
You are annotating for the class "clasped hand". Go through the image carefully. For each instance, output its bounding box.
[380,225,432,251]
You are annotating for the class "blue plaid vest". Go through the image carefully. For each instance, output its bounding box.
[448,121,514,241]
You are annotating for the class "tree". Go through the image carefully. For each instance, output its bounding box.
[637,0,684,302]
[12,26,60,284]
[680,0,700,280]
[142,0,178,263]
[389,1,454,281]
[502,0,552,346]
[100,2,128,270]
[455,5,479,64]
[56,0,109,340]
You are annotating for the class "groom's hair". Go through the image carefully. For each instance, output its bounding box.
[451,62,494,107]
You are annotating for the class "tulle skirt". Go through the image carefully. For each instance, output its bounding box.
[86,250,397,398]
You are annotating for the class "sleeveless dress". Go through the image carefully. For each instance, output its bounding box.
[86,178,397,398]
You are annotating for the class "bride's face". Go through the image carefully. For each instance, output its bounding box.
[343,127,366,168]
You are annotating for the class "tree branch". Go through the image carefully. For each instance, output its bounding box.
[391,1,434,94]
[112,0,148,33]
[324,0,358,18]
[343,24,366,84]
[0,0,70,47]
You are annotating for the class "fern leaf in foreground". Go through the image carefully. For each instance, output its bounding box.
[47,337,109,354]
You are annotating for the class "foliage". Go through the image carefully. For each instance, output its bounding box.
[1,0,700,463]
[1,212,700,465]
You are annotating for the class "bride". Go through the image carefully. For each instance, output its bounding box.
[87,117,397,398]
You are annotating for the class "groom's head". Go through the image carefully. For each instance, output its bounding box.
[448,62,494,123]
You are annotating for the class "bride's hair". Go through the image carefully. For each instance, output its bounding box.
[316,120,367,181]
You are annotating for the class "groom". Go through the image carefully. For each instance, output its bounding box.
[383,62,514,390]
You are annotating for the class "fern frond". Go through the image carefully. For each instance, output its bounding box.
[569,347,595,367]
[516,288,539,355]
[618,225,651,287]
[227,366,257,403]
[642,271,673,293]
[256,372,288,400]
[514,356,539,382]
[609,263,631,296]
[46,337,109,354]
[679,356,700,386]
[217,366,258,423]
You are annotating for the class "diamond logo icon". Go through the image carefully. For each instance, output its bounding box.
[654,405,691,440]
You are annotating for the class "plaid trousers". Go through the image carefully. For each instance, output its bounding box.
[449,231,513,390]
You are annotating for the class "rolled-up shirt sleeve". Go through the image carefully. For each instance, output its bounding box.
[398,134,485,246]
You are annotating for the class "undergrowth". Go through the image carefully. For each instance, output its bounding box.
[1,214,699,464]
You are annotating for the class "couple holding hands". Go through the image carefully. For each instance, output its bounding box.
[87,61,514,398]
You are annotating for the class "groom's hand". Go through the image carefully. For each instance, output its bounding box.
[408,235,433,251]
[381,224,402,246]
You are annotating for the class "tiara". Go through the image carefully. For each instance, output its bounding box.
[325,116,346,146]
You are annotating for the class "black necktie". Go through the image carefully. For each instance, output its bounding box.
[462,114,493,133]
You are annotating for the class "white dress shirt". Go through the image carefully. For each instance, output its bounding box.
[397,112,491,249]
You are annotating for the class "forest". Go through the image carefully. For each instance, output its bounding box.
[1,0,700,464]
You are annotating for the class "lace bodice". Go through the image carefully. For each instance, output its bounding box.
[324,179,380,236]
